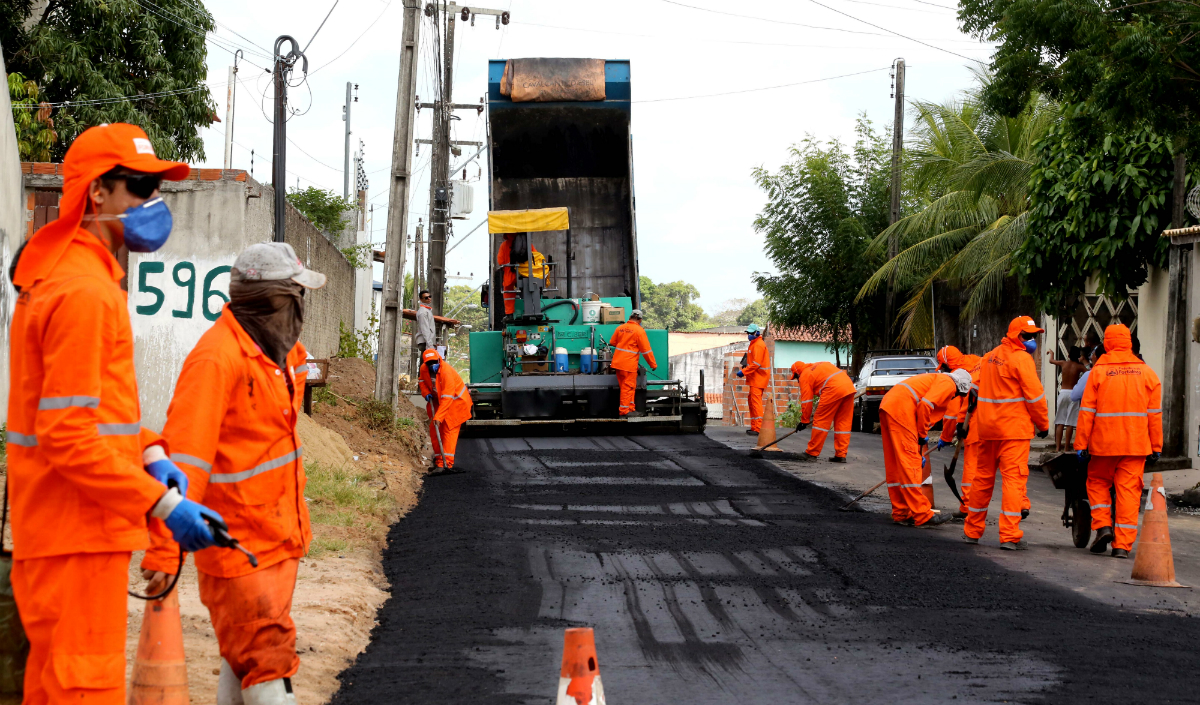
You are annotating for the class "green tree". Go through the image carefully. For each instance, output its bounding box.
[3,0,216,161]
[857,85,1058,345]
[8,71,56,161]
[638,276,709,331]
[736,299,769,327]
[287,186,356,236]
[443,283,488,381]
[753,118,890,366]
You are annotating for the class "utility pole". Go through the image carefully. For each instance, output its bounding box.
[375,0,423,406]
[407,220,425,379]
[343,82,357,199]
[223,50,242,169]
[272,36,307,243]
[885,57,905,343]
[1163,145,1191,457]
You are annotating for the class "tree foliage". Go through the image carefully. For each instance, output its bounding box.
[638,276,708,331]
[287,186,356,236]
[752,119,890,363]
[1015,105,1179,310]
[8,71,56,161]
[736,299,769,327]
[3,0,216,162]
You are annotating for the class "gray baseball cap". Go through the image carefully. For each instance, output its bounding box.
[630,309,644,319]
[232,242,326,289]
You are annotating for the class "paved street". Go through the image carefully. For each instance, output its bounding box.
[332,428,1200,704]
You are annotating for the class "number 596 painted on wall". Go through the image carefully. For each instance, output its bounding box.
[135,261,230,321]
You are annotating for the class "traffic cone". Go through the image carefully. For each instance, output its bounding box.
[1122,472,1188,588]
[920,465,935,506]
[556,628,606,705]
[757,396,780,452]
[128,589,190,704]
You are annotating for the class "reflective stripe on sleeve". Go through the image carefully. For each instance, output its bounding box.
[1079,407,1096,413]
[978,397,1027,404]
[898,383,919,401]
[1027,393,1045,403]
[1148,408,1162,413]
[1095,412,1148,418]
[800,398,814,405]
[919,397,935,409]
[97,422,140,436]
[171,453,213,472]
[209,447,303,484]
[37,396,100,410]
[943,415,958,421]
[5,431,37,447]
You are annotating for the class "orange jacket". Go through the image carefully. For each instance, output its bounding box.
[143,307,311,578]
[879,373,961,437]
[498,236,541,314]
[974,325,1049,440]
[6,229,168,560]
[798,361,855,423]
[418,352,474,427]
[610,321,657,372]
[740,336,770,389]
[939,354,981,442]
[1074,324,1162,456]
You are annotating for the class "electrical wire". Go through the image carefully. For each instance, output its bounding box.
[633,66,891,103]
[12,72,260,109]
[134,0,273,64]
[303,0,341,53]
[839,0,954,15]
[803,0,985,63]
[309,0,394,76]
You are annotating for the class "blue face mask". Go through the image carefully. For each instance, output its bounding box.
[1023,339,1037,354]
[428,362,440,377]
[747,333,759,342]
[120,197,173,252]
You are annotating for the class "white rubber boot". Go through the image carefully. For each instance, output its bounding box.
[242,677,297,705]
[217,660,245,705]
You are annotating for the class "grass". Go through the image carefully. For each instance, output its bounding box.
[304,461,394,557]
[307,536,349,558]
[312,387,338,407]
[357,398,397,431]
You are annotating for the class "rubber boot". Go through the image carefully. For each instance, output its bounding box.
[243,678,297,705]
[218,660,245,705]
[1090,526,1114,555]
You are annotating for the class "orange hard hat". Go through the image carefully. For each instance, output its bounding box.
[421,348,442,363]
[1007,315,1045,339]
[13,123,189,289]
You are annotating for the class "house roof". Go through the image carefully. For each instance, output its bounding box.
[772,326,841,343]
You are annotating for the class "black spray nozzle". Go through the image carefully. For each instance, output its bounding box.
[204,515,259,568]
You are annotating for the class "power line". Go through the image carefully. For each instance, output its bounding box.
[309,0,394,75]
[633,66,892,103]
[12,72,260,109]
[657,0,889,37]
[134,0,272,62]
[303,0,341,53]
[840,0,954,14]
[803,0,986,63]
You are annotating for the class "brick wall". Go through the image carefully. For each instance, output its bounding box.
[721,360,803,426]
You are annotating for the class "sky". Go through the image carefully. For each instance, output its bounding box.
[191,0,995,313]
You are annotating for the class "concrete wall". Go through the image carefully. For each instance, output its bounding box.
[0,55,21,425]
[669,341,746,417]
[774,341,850,368]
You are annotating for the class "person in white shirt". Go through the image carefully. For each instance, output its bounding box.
[415,289,436,353]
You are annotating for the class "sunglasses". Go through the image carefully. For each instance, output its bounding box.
[103,171,163,199]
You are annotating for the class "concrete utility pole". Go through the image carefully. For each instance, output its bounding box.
[1163,147,1191,457]
[343,82,355,199]
[375,0,422,406]
[407,221,425,381]
[223,50,242,169]
[885,58,905,343]
[271,36,307,243]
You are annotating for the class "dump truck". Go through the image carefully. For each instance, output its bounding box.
[464,58,706,433]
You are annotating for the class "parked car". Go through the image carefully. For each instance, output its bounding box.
[852,352,939,433]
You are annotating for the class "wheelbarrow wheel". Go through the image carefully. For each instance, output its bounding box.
[1071,497,1092,548]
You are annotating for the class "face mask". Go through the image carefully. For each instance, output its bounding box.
[427,362,440,377]
[121,197,173,252]
[747,333,758,342]
[1023,339,1037,353]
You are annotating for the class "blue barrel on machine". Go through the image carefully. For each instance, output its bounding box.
[555,347,569,372]
[580,347,595,373]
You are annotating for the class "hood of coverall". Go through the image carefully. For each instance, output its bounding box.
[936,346,964,371]
[1004,315,1045,350]
[1095,324,1140,365]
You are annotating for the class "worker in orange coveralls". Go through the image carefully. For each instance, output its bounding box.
[142,242,327,705]
[419,347,474,474]
[935,346,982,517]
[737,324,770,435]
[1074,323,1162,558]
[7,123,222,704]
[793,360,857,463]
[962,316,1050,551]
[609,309,658,418]
[497,232,541,316]
[878,371,970,527]
[790,361,809,382]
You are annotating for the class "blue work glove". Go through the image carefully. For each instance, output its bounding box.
[936,439,950,451]
[1076,449,1089,462]
[424,394,434,404]
[1147,451,1161,467]
[164,498,224,553]
[736,370,744,378]
[146,458,189,497]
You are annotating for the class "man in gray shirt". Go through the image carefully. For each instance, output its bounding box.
[415,289,436,353]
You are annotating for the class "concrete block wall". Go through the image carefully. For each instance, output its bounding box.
[281,197,356,359]
[721,363,802,426]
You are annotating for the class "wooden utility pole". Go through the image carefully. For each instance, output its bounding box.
[426,5,455,323]
[1163,146,1190,456]
[375,0,422,406]
[406,221,425,383]
[885,58,905,343]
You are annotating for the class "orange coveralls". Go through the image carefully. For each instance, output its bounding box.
[964,318,1049,544]
[879,373,961,525]
[937,353,981,514]
[797,361,856,459]
[1074,324,1162,551]
[143,307,312,690]
[419,349,474,468]
[741,336,770,432]
[7,123,188,704]
[497,234,541,315]
[609,320,657,416]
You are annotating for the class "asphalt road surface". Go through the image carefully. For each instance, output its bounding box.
[330,431,1200,704]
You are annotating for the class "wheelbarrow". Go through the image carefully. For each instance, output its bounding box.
[1040,451,1092,548]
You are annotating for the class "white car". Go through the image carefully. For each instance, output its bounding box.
[853,354,939,433]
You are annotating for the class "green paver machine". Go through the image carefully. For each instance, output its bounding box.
[463,58,706,433]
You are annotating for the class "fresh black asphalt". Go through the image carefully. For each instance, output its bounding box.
[329,432,1200,704]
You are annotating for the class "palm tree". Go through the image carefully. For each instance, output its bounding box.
[856,80,1059,346]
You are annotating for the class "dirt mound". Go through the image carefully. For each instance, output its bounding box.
[325,357,377,400]
[297,411,356,469]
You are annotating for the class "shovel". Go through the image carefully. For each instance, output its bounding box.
[841,445,934,511]
[942,398,974,503]
[750,396,820,458]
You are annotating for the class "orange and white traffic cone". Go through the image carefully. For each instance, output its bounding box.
[128,589,190,704]
[556,628,606,705]
[756,396,779,452]
[1122,472,1188,588]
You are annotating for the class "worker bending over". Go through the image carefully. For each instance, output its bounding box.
[7,124,221,703]
[962,316,1049,550]
[793,360,856,463]
[737,324,769,435]
[879,371,970,527]
[610,309,658,417]
[143,242,326,705]
[1074,324,1162,558]
[935,346,982,517]
[420,347,474,473]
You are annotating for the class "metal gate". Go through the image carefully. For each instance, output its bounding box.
[1056,293,1138,359]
